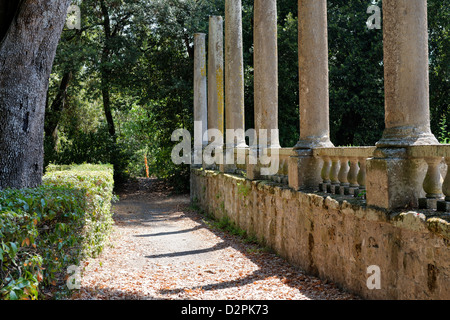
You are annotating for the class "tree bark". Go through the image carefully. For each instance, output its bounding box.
[0,0,72,189]
[100,0,116,140]
[45,71,73,138]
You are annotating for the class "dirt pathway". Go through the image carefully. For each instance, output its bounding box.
[70,178,359,300]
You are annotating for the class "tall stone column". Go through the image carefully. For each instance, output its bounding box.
[376,0,438,147]
[367,0,438,210]
[193,33,208,166]
[206,16,225,170]
[295,0,333,150]
[248,0,280,180]
[225,0,246,150]
[289,0,333,191]
[208,16,224,140]
[254,0,280,150]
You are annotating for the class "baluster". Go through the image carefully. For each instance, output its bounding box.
[319,156,331,192]
[437,157,450,212]
[328,156,341,194]
[347,157,360,196]
[338,156,350,195]
[357,157,368,198]
[419,156,443,209]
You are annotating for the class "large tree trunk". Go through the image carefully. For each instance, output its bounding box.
[0,0,71,189]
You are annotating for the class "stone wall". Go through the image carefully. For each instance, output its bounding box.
[191,168,450,300]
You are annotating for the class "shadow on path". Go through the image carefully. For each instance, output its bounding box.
[97,177,360,300]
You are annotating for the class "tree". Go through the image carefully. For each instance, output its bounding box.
[326,0,385,146]
[0,0,72,189]
[428,0,450,142]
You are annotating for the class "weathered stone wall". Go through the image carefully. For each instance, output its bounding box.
[191,169,450,300]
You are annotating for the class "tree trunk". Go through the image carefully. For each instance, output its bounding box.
[100,0,116,140]
[0,0,71,189]
[45,71,73,139]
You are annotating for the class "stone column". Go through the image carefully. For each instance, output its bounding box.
[295,0,333,149]
[289,0,333,191]
[254,0,280,150]
[367,0,438,210]
[207,16,224,170]
[248,0,280,180]
[193,33,208,166]
[225,0,247,150]
[376,0,438,147]
[208,16,224,140]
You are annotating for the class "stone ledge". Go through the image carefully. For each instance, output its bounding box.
[390,211,428,233]
[407,144,450,158]
[314,146,376,158]
[427,217,450,240]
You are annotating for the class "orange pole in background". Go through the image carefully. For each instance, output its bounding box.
[144,155,149,178]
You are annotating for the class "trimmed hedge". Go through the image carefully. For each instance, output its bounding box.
[0,164,114,300]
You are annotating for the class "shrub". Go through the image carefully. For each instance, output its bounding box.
[44,127,132,184]
[0,164,114,300]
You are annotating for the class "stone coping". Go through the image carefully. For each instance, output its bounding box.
[314,146,376,158]
[192,168,450,241]
[407,144,450,158]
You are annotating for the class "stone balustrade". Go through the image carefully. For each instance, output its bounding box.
[407,145,450,211]
[221,147,293,185]
[257,148,293,184]
[314,147,376,197]
[214,144,450,214]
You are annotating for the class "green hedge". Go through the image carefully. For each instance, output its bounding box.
[0,164,114,300]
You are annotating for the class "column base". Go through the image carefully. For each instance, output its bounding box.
[288,148,323,191]
[366,148,427,210]
[294,137,334,150]
[246,147,281,180]
[375,126,439,148]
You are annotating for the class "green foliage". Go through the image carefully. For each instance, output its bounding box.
[438,114,450,144]
[428,0,450,140]
[45,126,132,183]
[202,213,259,246]
[327,0,385,146]
[0,164,114,300]
[237,182,251,199]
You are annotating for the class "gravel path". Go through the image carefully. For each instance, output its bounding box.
[70,178,359,300]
